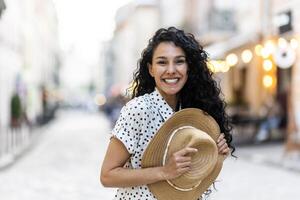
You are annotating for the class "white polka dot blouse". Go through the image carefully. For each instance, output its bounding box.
[111,88,204,200]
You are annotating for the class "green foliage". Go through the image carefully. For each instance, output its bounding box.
[11,93,22,119]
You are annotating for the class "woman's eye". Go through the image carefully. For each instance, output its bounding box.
[176,59,186,64]
[157,61,166,65]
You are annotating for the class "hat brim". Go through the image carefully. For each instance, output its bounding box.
[141,108,224,200]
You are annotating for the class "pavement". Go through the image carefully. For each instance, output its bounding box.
[0,110,299,200]
[236,142,300,173]
[0,110,115,200]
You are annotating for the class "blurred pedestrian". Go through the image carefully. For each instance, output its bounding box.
[100,27,234,200]
[255,96,282,142]
[10,91,22,129]
[102,94,128,128]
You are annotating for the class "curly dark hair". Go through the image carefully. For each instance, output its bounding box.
[130,27,235,154]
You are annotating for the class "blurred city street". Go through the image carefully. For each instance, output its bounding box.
[0,110,299,200]
[1,0,300,199]
[0,110,115,200]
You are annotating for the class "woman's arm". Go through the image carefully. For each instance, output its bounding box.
[100,137,197,188]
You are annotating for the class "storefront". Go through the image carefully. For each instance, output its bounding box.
[207,29,299,144]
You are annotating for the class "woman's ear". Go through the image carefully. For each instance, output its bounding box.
[148,63,154,77]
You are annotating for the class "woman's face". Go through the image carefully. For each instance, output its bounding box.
[148,42,188,102]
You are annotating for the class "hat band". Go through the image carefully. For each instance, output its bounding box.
[162,126,202,192]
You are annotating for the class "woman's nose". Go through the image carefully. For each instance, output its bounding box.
[166,63,176,74]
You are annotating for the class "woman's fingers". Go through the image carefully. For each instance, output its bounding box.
[217,138,226,147]
[175,147,198,156]
[218,141,228,153]
[177,166,191,174]
[222,147,230,155]
[176,156,192,163]
[217,133,225,143]
[217,133,230,155]
[163,148,195,180]
[219,145,229,153]
[177,161,191,168]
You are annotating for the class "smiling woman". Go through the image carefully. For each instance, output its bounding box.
[100,27,234,200]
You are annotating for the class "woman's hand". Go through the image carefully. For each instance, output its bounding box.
[161,147,198,180]
[217,133,230,158]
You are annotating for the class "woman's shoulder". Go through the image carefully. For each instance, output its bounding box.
[122,93,153,114]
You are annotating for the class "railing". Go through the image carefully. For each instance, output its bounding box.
[0,125,33,169]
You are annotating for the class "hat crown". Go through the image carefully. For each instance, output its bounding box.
[165,126,218,190]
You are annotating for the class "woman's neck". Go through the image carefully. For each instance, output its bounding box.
[163,94,179,111]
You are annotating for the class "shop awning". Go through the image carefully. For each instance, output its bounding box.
[205,32,260,59]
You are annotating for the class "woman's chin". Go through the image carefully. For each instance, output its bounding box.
[163,88,181,95]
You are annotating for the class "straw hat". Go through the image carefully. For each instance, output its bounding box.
[141,108,225,200]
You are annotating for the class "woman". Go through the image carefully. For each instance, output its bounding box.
[101,27,234,199]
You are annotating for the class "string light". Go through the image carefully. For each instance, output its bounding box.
[263,75,273,88]
[241,49,253,63]
[278,37,288,49]
[264,40,276,54]
[263,59,273,71]
[255,44,263,56]
[290,38,299,49]
[208,60,229,73]
[226,53,238,67]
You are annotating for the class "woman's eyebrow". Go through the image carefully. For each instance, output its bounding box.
[154,56,167,60]
[155,55,186,60]
[176,55,186,59]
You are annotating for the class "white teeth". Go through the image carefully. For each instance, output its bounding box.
[164,78,179,83]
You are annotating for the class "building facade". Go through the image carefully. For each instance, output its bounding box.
[0,0,60,129]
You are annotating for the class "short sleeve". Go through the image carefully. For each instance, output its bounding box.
[111,100,144,154]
